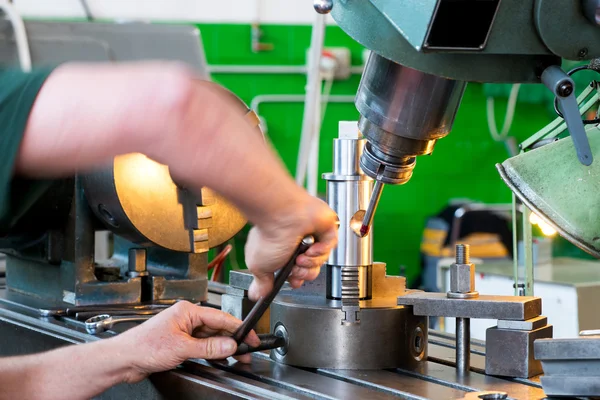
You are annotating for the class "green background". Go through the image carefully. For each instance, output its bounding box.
[195,23,593,285]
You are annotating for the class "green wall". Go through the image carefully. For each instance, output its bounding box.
[199,23,588,285]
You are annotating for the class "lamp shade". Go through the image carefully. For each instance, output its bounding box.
[496,126,600,258]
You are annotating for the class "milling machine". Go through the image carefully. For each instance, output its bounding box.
[2,1,600,398]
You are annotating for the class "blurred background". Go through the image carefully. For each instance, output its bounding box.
[11,0,598,290]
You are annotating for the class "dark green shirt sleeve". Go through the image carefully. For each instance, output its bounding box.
[0,67,55,232]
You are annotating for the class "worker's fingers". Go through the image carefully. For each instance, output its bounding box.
[303,241,331,257]
[186,336,238,360]
[193,327,260,350]
[180,302,260,347]
[290,265,321,281]
[248,273,274,302]
[315,227,338,249]
[233,354,253,364]
[296,254,328,269]
[288,278,304,288]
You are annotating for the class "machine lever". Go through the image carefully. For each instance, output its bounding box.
[541,65,593,166]
[231,235,315,345]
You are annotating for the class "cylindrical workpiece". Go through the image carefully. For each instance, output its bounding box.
[323,125,373,300]
[456,317,471,375]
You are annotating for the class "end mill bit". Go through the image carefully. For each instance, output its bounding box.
[359,181,384,237]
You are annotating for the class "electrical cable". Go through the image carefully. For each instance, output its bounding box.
[0,0,31,71]
[320,71,335,126]
[79,0,94,21]
[295,13,326,189]
[486,83,521,143]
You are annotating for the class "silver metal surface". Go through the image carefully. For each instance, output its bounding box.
[327,265,371,301]
[314,0,333,14]
[456,244,469,264]
[356,52,466,185]
[456,317,470,375]
[449,263,476,295]
[448,245,479,300]
[270,293,427,369]
[397,292,541,320]
[497,316,548,331]
[539,376,600,398]
[449,245,474,376]
[323,128,374,326]
[0,284,549,399]
[339,266,362,325]
[486,325,552,378]
[323,138,373,269]
[84,313,151,334]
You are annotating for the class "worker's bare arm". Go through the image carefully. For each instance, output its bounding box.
[0,302,260,400]
[14,62,337,297]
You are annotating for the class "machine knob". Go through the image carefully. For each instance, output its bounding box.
[314,0,333,14]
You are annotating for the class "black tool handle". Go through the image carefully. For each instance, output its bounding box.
[234,333,286,355]
[232,235,315,344]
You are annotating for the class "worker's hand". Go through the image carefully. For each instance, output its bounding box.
[245,195,338,301]
[115,301,260,383]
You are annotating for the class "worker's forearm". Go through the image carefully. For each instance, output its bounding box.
[0,339,135,400]
[16,62,307,230]
[153,82,306,227]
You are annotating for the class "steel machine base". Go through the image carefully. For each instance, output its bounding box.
[0,280,550,400]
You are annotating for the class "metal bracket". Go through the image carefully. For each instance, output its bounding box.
[541,65,593,166]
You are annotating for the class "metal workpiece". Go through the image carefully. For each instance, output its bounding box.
[323,176,373,267]
[323,135,373,268]
[485,324,552,378]
[323,125,375,325]
[355,52,466,185]
[497,316,548,331]
[327,265,372,300]
[535,337,600,397]
[269,294,427,370]
[397,292,541,320]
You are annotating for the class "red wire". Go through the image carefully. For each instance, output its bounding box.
[209,244,232,282]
